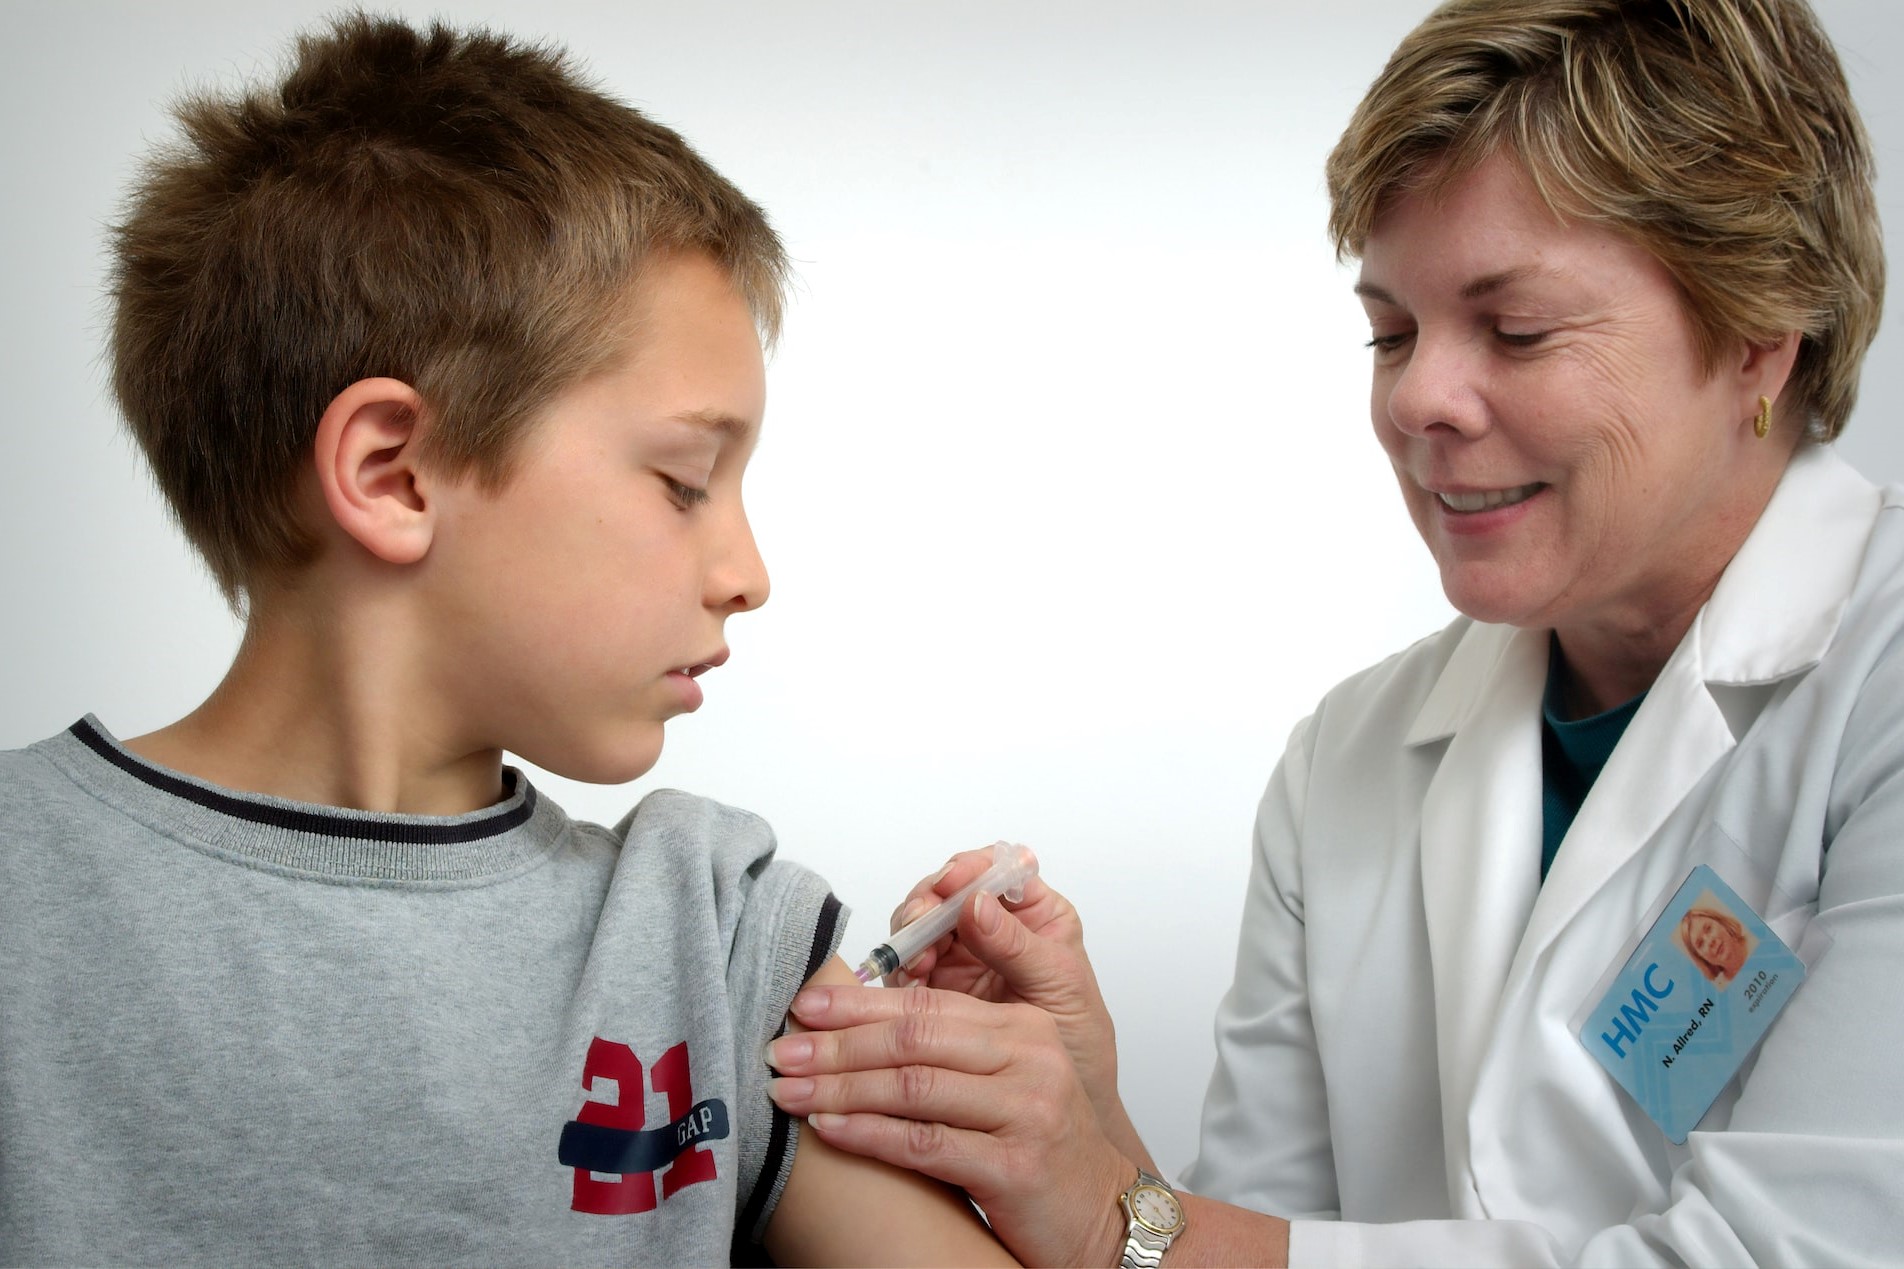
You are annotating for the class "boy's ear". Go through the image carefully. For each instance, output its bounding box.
[313,377,437,566]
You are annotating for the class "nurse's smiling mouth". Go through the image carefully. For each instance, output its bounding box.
[1434,482,1547,513]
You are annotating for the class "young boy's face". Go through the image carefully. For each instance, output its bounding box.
[421,250,770,784]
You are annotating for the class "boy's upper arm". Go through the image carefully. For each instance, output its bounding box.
[761,957,1019,1268]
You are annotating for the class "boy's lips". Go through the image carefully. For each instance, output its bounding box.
[675,648,729,678]
[668,649,729,708]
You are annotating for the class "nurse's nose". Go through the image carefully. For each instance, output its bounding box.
[1383,332,1490,442]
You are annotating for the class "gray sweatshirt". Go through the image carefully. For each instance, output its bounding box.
[0,717,843,1266]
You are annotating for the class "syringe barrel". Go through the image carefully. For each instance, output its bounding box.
[880,841,1039,970]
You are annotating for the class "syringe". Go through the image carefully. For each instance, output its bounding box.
[853,841,1039,984]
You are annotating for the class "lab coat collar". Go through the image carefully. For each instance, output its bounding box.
[1402,443,1877,748]
[1405,621,1513,747]
[1696,443,1878,686]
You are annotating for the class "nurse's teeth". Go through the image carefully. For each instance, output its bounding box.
[1438,484,1542,513]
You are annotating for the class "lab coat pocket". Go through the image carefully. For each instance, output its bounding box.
[1692,819,1828,968]
[1571,829,1817,1145]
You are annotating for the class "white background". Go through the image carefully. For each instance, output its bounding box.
[5,1,1901,1181]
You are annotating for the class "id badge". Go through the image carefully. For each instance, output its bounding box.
[1577,865,1805,1143]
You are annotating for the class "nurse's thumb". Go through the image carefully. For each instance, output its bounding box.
[958,887,1120,1107]
[960,889,1089,1007]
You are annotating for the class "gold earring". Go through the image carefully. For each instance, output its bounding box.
[1754,395,1772,439]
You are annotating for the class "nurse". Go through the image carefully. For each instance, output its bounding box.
[766,0,1904,1263]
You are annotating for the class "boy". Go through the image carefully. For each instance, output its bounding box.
[0,14,1010,1267]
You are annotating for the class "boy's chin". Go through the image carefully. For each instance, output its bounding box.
[519,729,666,787]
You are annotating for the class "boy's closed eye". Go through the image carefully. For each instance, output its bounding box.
[661,474,711,507]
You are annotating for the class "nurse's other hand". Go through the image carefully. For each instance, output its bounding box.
[884,848,1074,991]
[767,979,1131,1269]
[885,854,1120,1114]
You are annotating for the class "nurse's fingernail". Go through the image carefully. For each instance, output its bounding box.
[789,990,828,1020]
[769,1034,813,1068]
[974,890,1002,934]
[768,1077,813,1104]
[808,1112,847,1133]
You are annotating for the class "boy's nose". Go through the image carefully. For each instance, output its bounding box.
[710,512,770,613]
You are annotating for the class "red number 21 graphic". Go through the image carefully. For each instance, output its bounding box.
[570,1037,719,1214]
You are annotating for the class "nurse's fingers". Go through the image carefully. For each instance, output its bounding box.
[768,1064,1008,1130]
[767,1005,1082,1139]
[889,848,1058,932]
[786,977,968,1030]
[890,850,992,929]
[772,985,1031,1076]
[886,851,1001,984]
[885,895,957,986]
[887,865,1079,989]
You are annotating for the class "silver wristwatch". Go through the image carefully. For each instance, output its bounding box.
[1117,1169,1186,1269]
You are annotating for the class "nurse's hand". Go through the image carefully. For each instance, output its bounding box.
[765,971,1134,1268]
[878,849,1121,1117]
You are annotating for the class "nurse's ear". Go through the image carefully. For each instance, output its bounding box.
[1731,331,1801,439]
[312,377,439,566]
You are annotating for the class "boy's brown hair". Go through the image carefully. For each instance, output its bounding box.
[110,12,789,604]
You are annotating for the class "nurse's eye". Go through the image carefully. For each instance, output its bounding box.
[1366,331,1413,354]
[1495,328,1550,348]
[661,475,711,509]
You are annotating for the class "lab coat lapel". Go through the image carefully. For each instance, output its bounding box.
[1411,621,1546,1177]
[1512,627,1734,968]
[1507,446,1875,982]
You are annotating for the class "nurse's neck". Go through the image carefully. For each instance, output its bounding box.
[1549,612,1692,721]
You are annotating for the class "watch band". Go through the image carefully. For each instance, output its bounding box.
[1118,1169,1185,1269]
[1119,1222,1172,1269]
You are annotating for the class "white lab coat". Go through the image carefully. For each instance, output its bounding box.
[1184,446,1904,1266]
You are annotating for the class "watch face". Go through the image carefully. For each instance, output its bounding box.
[1131,1184,1183,1235]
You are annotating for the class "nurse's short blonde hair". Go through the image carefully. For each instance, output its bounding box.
[1326,0,1882,442]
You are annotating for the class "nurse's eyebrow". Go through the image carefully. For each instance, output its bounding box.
[1459,266,1543,300]
[1354,266,1550,307]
